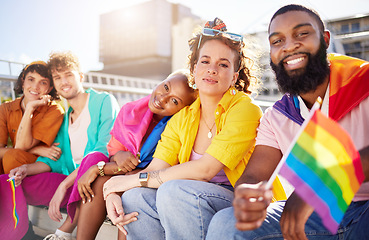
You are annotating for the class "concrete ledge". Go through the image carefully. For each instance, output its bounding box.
[28,205,118,239]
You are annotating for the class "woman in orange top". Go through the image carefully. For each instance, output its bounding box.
[0,61,64,174]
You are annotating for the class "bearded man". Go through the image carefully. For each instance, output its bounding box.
[206,4,369,240]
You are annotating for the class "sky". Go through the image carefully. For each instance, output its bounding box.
[1,0,368,74]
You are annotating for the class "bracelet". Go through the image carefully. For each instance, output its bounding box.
[112,167,123,174]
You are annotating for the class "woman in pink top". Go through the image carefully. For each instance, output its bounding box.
[65,70,197,240]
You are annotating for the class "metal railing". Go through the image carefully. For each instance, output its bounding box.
[0,59,25,76]
[0,60,25,101]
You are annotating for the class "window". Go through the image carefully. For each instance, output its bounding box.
[262,89,270,95]
[273,89,280,95]
[341,24,349,33]
[351,23,360,32]
[351,52,362,58]
[354,42,361,49]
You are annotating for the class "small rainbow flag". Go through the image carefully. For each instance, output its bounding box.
[267,101,364,234]
[8,178,19,229]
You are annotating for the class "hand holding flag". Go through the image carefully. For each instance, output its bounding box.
[7,176,16,182]
[8,178,19,229]
[266,98,364,234]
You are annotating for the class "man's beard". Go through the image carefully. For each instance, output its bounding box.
[270,38,330,95]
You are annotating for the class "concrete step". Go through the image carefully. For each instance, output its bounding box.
[28,205,118,239]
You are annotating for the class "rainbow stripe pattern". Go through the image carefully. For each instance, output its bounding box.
[279,108,364,233]
[9,179,19,229]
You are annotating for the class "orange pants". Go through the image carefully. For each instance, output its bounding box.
[1,149,38,174]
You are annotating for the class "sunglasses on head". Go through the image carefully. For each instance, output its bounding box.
[197,28,243,50]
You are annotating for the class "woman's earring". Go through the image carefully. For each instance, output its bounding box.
[229,86,236,95]
[190,83,197,90]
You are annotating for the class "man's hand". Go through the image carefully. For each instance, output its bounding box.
[280,192,314,240]
[30,143,61,161]
[77,165,99,203]
[233,182,272,231]
[112,151,140,173]
[48,182,67,222]
[106,193,138,235]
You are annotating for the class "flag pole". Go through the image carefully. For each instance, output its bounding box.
[265,97,323,189]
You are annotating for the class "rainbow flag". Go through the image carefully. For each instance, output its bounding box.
[8,179,19,229]
[267,102,364,234]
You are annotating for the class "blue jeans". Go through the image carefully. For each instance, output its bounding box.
[122,179,234,240]
[206,200,369,240]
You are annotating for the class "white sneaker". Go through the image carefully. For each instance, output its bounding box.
[43,233,71,240]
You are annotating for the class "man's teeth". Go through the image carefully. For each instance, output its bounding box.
[287,57,304,65]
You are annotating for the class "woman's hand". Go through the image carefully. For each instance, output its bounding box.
[111,151,140,173]
[8,165,28,187]
[48,182,67,222]
[27,94,51,110]
[106,193,138,235]
[103,174,139,199]
[30,143,61,161]
[77,165,99,203]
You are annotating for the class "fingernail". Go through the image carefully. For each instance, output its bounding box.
[82,201,85,204]
[89,199,91,202]
[92,195,94,198]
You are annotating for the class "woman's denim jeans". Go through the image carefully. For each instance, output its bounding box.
[122,179,234,240]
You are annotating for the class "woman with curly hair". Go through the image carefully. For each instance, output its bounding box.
[104,18,286,240]
[0,61,63,174]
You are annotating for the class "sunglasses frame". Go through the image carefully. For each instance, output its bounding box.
[197,28,244,50]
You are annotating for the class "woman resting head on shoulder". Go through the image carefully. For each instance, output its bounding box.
[67,69,197,240]
[103,18,285,239]
[0,61,63,174]
[106,68,198,174]
[148,69,198,119]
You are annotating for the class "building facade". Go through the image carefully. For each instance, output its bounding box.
[326,13,369,61]
[98,2,368,103]
[99,0,200,80]
[249,31,283,102]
